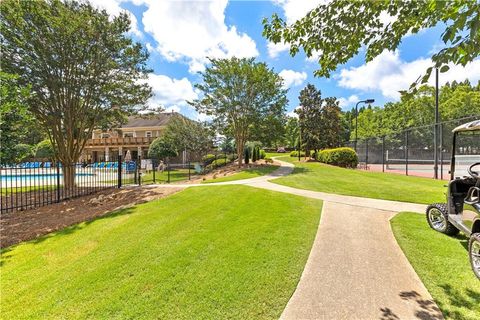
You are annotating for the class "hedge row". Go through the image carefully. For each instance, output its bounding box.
[316,147,358,168]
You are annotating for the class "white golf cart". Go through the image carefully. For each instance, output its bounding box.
[426,119,480,279]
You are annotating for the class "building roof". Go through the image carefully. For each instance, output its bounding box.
[452,119,480,133]
[121,112,176,128]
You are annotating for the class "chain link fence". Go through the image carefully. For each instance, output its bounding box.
[345,115,480,179]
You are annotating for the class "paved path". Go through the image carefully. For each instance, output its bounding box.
[153,159,443,319]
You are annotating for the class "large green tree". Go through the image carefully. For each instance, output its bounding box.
[263,0,480,85]
[1,0,151,188]
[190,57,287,167]
[0,72,33,164]
[284,116,299,148]
[296,84,323,154]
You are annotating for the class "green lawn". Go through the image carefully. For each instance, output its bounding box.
[391,213,480,320]
[1,186,322,319]
[272,157,446,204]
[202,165,279,183]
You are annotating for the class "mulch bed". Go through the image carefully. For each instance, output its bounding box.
[1,186,181,249]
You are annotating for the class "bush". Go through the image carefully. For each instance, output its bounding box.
[259,149,266,159]
[290,150,309,157]
[202,154,216,164]
[211,158,230,167]
[244,147,250,165]
[316,147,358,168]
[264,156,273,163]
[252,147,258,162]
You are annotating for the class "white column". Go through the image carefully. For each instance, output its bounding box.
[137,146,142,159]
[118,146,123,157]
[105,146,109,161]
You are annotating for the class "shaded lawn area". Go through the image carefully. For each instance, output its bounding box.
[391,213,480,320]
[266,152,289,158]
[202,165,279,183]
[272,157,446,204]
[1,186,322,319]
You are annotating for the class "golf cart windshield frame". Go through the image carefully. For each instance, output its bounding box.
[450,120,480,180]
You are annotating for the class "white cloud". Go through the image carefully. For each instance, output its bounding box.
[144,74,198,110]
[164,105,181,113]
[273,0,325,25]
[337,95,359,109]
[89,0,142,37]
[286,105,301,118]
[337,51,480,100]
[139,0,258,73]
[279,69,307,89]
[267,41,290,58]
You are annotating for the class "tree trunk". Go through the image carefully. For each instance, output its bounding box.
[62,162,76,193]
[237,141,244,168]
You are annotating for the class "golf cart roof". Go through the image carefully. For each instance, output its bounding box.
[452,119,480,133]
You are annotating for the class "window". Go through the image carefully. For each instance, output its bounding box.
[146,131,152,138]
[100,133,110,139]
[123,132,134,138]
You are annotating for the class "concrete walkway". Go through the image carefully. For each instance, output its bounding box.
[154,158,443,319]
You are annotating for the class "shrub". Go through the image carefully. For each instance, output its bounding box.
[259,149,266,159]
[202,154,216,164]
[252,147,258,162]
[290,150,309,157]
[244,147,250,165]
[264,156,273,163]
[211,158,230,167]
[316,147,358,168]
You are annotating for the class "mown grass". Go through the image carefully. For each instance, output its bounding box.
[202,165,279,183]
[1,186,322,319]
[272,157,446,204]
[391,213,480,320]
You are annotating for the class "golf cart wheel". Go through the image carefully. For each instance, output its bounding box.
[469,233,480,279]
[426,203,459,236]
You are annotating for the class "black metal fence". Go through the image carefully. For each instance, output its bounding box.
[346,115,480,179]
[1,152,238,213]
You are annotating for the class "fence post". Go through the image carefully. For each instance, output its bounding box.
[440,123,443,180]
[365,138,369,169]
[382,136,385,172]
[152,159,156,184]
[405,130,409,176]
[117,155,122,188]
[56,162,61,203]
[137,156,141,186]
[167,162,170,183]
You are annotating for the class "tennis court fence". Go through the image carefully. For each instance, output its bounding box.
[344,115,480,179]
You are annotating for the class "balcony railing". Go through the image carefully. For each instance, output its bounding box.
[85,137,155,147]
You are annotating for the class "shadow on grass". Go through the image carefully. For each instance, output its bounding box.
[436,284,480,320]
[0,206,137,267]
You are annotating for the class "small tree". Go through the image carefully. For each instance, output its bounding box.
[244,147,250,165]
[296,84,323,156]
[252,146,258,162]
[148,136,178,163]
[190,57,287,167]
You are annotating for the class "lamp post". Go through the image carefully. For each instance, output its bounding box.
[354,98,375,152]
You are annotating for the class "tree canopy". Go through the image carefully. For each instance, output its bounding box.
[0,72,33,164]
[263,0,480,85]
[190,57,288,166]
[350,80,480,139]
[1,0,151,186]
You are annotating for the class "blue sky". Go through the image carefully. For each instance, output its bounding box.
[93,0,480,120]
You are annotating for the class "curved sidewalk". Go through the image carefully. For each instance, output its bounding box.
[154,158,443,319]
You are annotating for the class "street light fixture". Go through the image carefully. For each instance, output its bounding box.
[354,99,375,152]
